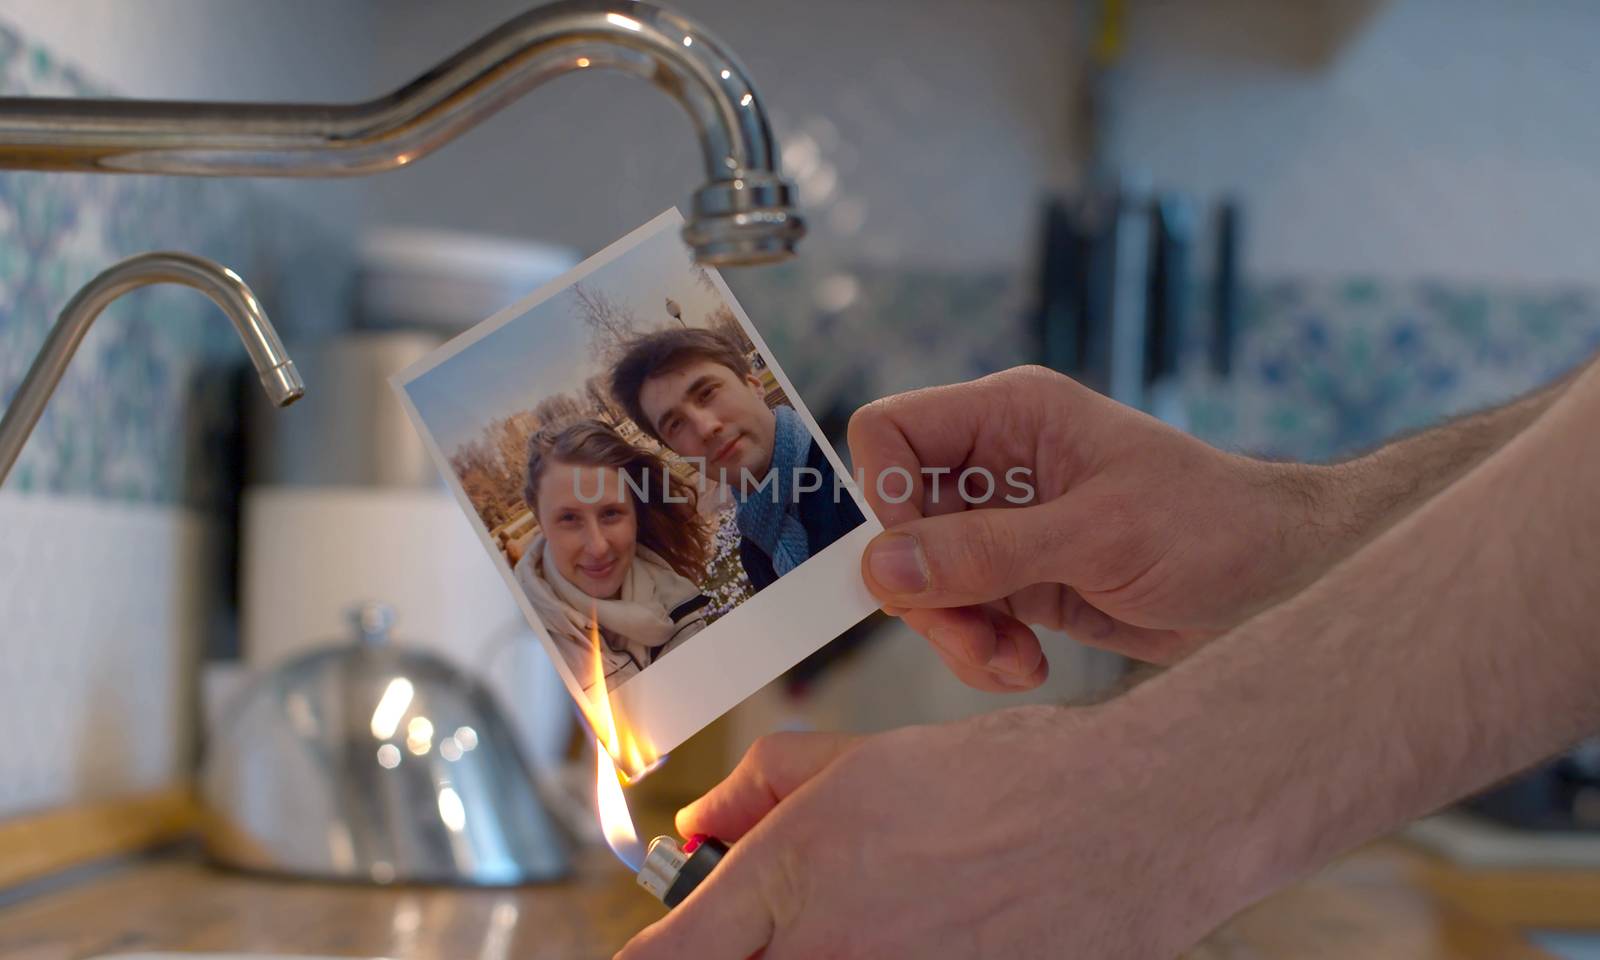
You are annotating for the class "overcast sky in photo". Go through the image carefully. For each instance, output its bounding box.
[404,220,732,456]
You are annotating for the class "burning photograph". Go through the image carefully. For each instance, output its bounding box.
[395,210,879,766]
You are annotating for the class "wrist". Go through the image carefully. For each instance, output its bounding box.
[1085,682,1302,934]
[1250,459,1370,603]
[1038,700,1268,945]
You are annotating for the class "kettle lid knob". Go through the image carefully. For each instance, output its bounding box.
[348,601,396,646]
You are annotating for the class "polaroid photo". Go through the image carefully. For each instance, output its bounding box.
[393,208,882,777]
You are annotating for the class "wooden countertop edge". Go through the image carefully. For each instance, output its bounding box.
[3,792,1598,956]
[1397,840,1600,930]
[0,785,201,889]
[0,844,1570,960]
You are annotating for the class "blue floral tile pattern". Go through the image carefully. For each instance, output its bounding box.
[0,19,351,508]
[1185,278,1600,462]
[734,263,1600,471]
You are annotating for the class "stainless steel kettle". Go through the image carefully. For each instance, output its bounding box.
[201,603,572,885]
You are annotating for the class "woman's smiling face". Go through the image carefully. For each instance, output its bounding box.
[535,461,638,600]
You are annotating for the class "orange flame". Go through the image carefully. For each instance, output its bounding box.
[581,612,661,782]
[585,611,659,869]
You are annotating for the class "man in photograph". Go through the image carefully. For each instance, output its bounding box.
[610,328,865,591]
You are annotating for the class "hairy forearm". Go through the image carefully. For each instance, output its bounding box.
[1330,359,1583,532]
[1249,359,1591,611]
[1310,359,1585,550]
[1111,361,1600,932]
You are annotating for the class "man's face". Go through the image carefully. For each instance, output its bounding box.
[638,358,776,485]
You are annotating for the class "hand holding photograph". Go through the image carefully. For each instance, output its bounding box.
[394,209,881,777]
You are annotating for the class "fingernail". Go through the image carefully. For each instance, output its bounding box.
[993,669,1038,689]
[882,605,909,617]
[867,533,928,594]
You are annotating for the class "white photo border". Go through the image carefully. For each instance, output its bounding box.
[391,208,883,770]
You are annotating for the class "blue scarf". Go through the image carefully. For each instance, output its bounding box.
[735,404,814,576]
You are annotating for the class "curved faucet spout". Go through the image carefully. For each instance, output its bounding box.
[0,1,805,265]
[0,252,302,486]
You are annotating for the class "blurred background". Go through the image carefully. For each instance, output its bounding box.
[2,0,1599,951]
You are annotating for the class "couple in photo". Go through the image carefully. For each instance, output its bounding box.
[514,328,865,689]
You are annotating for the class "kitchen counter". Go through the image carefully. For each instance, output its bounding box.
[0,841,1591,958]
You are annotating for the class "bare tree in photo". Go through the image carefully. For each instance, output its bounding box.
[451,436,516,531]
[708,303,757,355]
[573,280,639,363]
[584,373,626,427]
[453,407,554,534]
[686,245,718,294]
[533,391,586,430]
[489,410,542,499]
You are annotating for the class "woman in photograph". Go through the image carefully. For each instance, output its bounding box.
[515,418,712,690]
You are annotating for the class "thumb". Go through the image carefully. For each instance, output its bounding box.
[861,500,1097,608]
[676,731,858,841]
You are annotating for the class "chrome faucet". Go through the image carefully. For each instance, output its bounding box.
[0,0,805,265]
[0,253,302,485]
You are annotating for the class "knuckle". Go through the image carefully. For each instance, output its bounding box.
[1007,363,1063,393]
[845,400,885,444]
[847,395,916,469]
[953,511,1024,590]
[745,732,787,770]
[744,730,815,779]
[1012,364,1088,411]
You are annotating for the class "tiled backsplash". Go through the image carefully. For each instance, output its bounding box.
[0,21,352,817]
[741,264,1600,470]
[1187,277,1600,462]
[0,17,349,505]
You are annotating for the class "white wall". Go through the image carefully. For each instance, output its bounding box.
[1110,0,1600,284]
[0,494,210,816]
[366,0,1081,269]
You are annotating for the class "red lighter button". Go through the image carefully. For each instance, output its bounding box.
[683,834,708,854]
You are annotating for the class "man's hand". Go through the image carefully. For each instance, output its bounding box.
[616,361,1600,960]
[849,362,1580,692]
[847,366,1341,689]
[615,709,1229,960]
